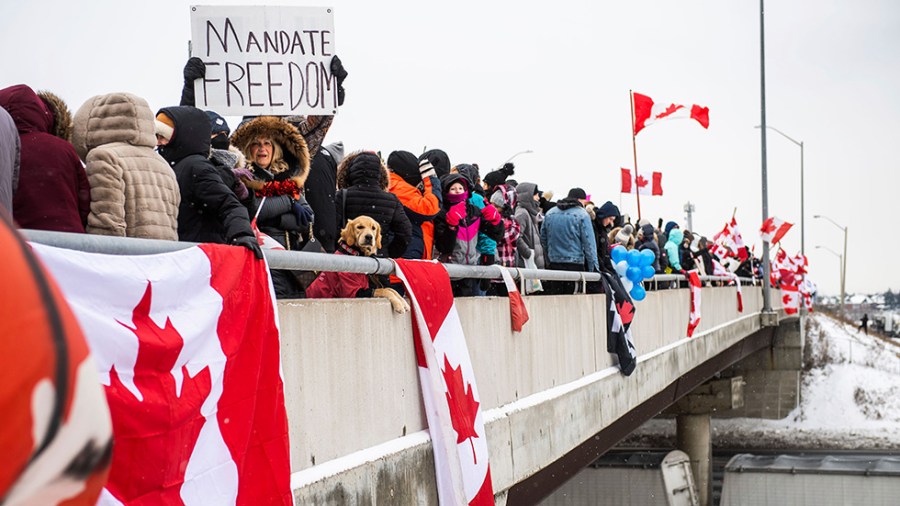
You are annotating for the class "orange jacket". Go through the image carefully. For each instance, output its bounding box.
[388,173,440,259]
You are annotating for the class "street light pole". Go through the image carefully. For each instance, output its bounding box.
[503,150,533,164]
[759,0,772,312]
[815,245,843,309]
[814,214,848,314]
[754,125,804,257]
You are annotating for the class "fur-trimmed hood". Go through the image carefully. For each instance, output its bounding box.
[336,151,389,190]
[72,93,156,160]
[37,90,73,142]
[230,115,310,185]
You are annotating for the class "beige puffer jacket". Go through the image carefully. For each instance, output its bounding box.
[72,93,179,240]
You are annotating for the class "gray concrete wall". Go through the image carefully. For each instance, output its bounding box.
[280,285,777,504]
[719,316,802,419]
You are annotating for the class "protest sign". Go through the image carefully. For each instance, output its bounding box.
[190,5,337,116]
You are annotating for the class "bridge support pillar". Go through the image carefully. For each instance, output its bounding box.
[676,414,710,506]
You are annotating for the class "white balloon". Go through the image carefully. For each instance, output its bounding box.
[622,277,633,292]
[615,260,629,277]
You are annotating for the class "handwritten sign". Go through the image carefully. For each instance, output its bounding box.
[190,5,337,116]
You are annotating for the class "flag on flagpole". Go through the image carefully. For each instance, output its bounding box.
[620,168,663,196]
[760,216,793,245]
[393,259,493,505]
[632,92,710,135]
[32,243,292,505]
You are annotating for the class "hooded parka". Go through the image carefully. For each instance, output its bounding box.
[156,106,253,244]
[0,85,89,232]
[72,93,180,240]
[335,151,412,258]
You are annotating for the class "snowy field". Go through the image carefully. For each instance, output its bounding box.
[625,312,900,450]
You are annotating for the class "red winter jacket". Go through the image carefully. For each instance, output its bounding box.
[306,245,373,299]
[0,85,89,232]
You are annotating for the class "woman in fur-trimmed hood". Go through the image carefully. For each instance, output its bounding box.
[230,115,310,185]
[334,151,411,258]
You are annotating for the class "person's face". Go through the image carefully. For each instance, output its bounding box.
[449,182,466,195]
[155,134,169,147]
[602,216,616,227]
[532,193,540,202]
[249,137,274,168]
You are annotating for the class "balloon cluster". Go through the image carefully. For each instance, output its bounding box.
[611,245,656,301]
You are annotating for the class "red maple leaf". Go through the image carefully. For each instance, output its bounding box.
[442,356,481,463]
[105,282,212,504]
[761,220,777,235]
[635,175,649,188]
[616,299,635,326]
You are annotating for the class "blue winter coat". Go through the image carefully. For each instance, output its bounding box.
[540,199,599,271]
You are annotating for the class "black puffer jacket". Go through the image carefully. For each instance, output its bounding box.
[335,151,412,258]
[157,106,253,244]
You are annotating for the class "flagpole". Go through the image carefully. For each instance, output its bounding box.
[630,90,642,221]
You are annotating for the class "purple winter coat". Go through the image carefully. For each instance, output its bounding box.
[0,85,89,232]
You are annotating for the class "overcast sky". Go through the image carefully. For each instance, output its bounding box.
[2,0,898,295]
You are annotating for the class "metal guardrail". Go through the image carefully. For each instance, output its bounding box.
[23,229,754,289]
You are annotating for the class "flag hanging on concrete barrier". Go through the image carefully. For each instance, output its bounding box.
[686,270,703,337]
[31,243,292,505]
[599,271,638,376]
[393,259,494,505]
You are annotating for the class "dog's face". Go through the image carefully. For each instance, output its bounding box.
[341,216,382,256]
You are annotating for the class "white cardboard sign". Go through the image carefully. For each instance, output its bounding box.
[189,5,337,116]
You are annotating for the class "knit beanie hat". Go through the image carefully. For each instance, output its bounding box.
[664,221,680,236]
[566,187,587,200]
[206,110,230,135]
[615,224,634,244]
[387,150,421,186]
[641,223,655,240]
[155,112,174,141]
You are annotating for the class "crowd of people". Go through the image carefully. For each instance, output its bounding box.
[0,56,766,300]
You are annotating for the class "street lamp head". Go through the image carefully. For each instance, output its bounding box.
[813,214,821,218]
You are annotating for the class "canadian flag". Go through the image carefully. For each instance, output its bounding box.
[31,243,292,505]
[632,92,710,136]
[620,168,663,196]
[712,259,743,313]
[711,217,749,262]
[393,259,493,505]
[760,216,793,245]
[686,270,703,337]
[781,283,801,315]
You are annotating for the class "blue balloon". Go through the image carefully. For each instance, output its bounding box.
[640,248,656,267]
[626,266,643,282]
[631,284,647,301]
[611,245,628,264]
[642,265,655,279]
[626,249,641,266]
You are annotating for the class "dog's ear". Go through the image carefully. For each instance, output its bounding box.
[342,220,356,247]
[374,222,382,250]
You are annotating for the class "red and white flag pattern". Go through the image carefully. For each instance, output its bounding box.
[760,216,793,245]
[393,259,493,506]
[710,217,748,262]
[771,249,812,315]
[686,270,702,337]
[632,92,710,136]
[713,259,743,313]
[32,243,292,505]
[620,168,663,196]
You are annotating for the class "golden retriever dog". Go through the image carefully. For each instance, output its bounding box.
[307,216,410,313]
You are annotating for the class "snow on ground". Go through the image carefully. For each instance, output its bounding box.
[623,312,900,450]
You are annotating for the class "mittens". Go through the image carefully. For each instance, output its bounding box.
[183,57,206,82]
[480,204,501,224]
[446,202,467,227]
[419,159,436,179]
